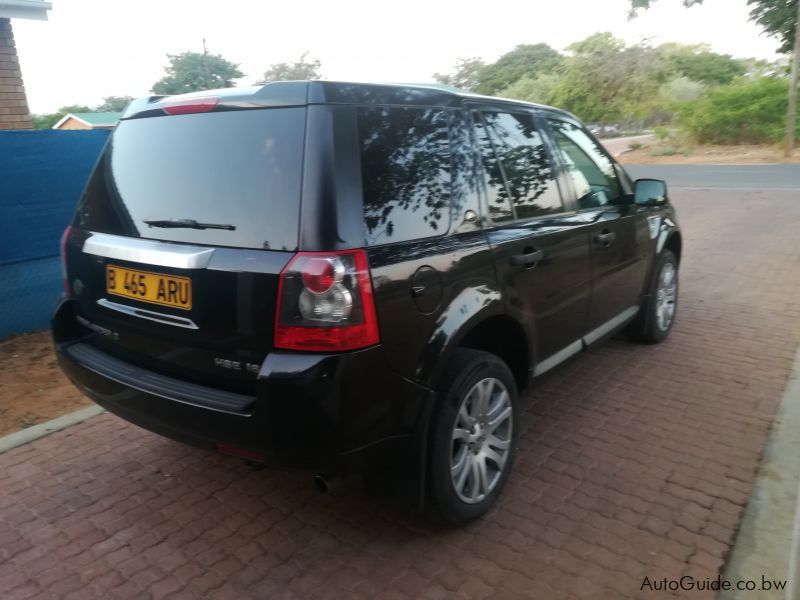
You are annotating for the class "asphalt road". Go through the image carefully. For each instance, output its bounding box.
[624,164,800,190]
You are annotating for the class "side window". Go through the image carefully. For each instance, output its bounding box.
[548,119,623,209]
[483,112,563,220]
[357,107,451,246]
[475,111,563,222]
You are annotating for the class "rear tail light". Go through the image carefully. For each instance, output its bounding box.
[60,225,72,297]
[275,249,380,352]
[162,96,219,115]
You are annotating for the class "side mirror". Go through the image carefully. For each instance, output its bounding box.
[634,179,668,206]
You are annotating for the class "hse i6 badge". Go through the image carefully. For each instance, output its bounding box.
[213,357,260,374]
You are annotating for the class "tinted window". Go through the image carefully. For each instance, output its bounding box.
[447,109,483,228]
[475,111,563,222]
[472,112,513,222]
[357,107,451,246]
[77,108,306,251]
[548,119,622,209]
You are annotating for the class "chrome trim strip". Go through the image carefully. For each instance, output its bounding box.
[83,232,214,269]
[583,306,639,346]
[97,298,199,330]
[533,339,583,377]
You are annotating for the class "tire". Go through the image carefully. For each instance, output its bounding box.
[631,249,678,344]
[428,349,518,524]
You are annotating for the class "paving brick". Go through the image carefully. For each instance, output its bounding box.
[1,190,798,598]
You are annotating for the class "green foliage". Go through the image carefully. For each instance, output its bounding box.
[496,73,559,104]
[677,77,797,143]
[660,43,746,85]
[261,53,321,82]
[152,51,244,95]
[748,0,798,54]
[432,26,795,146]
[653,126,670,141]
[31,104,90,130]
[659,76,705,104]
[474,44,561,95]
[96,96,134,112]
[433,57,485,92]
[549,33,667,123]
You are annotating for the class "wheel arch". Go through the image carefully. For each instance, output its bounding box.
[664,230,682,265]
[453,314,530,391]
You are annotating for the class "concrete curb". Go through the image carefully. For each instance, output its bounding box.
[0,405,105,454]
[721,347,800,599]
[786,476,800,600]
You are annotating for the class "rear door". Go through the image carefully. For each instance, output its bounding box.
[65,107,307,392]
[544,117,650,342]
[471,108,592,375]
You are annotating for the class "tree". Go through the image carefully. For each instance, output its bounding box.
[549,33,667,124]
[152,51,244,95]
[31,104,91,130]
[659,43,746,85]
[260,53,321,82]
[497,73,559,105]
[749,0,797,54]
[96,96,134,112]
[433,57,485,92]
[475,44,562,95]
[630,0,799,155]
[659,76,705,102]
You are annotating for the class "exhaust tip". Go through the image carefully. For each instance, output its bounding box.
[313,474,329,493]
[313,474,334,494]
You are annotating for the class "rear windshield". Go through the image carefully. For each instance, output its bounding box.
[76,108,306,251]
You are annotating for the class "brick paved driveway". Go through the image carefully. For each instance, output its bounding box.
[2,190,799,600]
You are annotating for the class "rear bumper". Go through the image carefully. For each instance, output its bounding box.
[52,299,433,474]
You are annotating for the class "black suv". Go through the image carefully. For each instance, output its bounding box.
[53,81,681,523]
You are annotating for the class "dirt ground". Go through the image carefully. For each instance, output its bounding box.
[623,141,800,164]
[0,331,90,436]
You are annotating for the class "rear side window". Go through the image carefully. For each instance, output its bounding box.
[473,111,563,222]
[357,107,451,246]
[77,108,306,251]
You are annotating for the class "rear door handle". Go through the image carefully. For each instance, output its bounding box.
[594,231,616,246]
[509,249,544,267]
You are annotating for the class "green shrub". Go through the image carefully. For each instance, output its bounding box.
[653,126,671,141]
[677,77,797,145]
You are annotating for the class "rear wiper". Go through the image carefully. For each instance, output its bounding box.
[143,218,235,231]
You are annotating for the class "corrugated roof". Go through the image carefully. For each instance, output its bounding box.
[0,0,52,21]
[70,112,122,126]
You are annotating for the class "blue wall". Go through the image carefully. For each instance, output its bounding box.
[0,130,109,338]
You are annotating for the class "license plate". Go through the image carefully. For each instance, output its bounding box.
[106,265,192,311]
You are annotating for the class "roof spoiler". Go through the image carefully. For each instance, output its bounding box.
[121,82,310,120]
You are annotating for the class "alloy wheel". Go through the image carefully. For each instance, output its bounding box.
[450,377,513,504]
[655,262,677,331]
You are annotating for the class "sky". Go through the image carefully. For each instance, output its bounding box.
[12,0,785,114]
